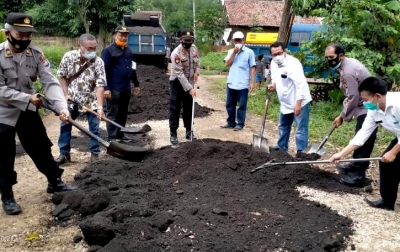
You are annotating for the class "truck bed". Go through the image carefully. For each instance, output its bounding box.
[127,26,164,34]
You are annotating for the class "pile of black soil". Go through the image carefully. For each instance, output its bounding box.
[128,65,214,123]
[52,139,357,252]
[296,152,322,161]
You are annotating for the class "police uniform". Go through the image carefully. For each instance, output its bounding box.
[0,13,75,215]
[169,29,200,144]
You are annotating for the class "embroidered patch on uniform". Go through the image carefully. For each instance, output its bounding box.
[40,54,51,68]
[26,49,31,54]
[5,49,11,55]
[175,55,180,64]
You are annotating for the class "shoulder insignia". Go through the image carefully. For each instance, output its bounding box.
[28,45,43,53]
[40,54,51,68]
[175,55,181,64]
[5,49,11,56]
[26,49,31,55]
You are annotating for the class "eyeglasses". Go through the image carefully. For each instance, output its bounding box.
[271,51,284,57]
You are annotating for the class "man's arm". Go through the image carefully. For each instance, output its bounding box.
[0,68,31,111]
[171,51,193,92]
[101,48,111,91]
[387,103,400,156]
[224,49,236,67]
[340,73,359,121]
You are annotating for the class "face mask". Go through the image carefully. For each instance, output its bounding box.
[115,38,127,47]
[235,43,243,50]
[83,51,96,60]
[273,55,285,65]
[363,100,378,110]
[327,56,341,69]
[7,34,31,51]
[182,42,192,49]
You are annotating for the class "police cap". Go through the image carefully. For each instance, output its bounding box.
[6,12,36,33]
[179,29,194,39]
[113,25,130,34]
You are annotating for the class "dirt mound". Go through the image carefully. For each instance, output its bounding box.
[128,65,214,123]
[296,152,322,161]
[53,139,356,251]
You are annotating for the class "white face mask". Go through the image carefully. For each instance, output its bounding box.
[273,54,285,65]
[235,43,243,50]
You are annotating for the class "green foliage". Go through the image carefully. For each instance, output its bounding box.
[250,27,264,32]
[41,46,69,67]
[0,30,5,43]
[200,51,229,73]
[302,0,400,86]
[328,89,345,104]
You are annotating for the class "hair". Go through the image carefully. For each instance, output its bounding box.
[269,41,286,53]
[258,54,264,61]
[4,23,15,32]
[358,76,388,96]
[326,43,345,55]
[79,33,96,45]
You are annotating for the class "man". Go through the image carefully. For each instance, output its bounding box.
[325,43,377,187]
[0,13,75,215]
[255,54,266,89]
[55,34,106,165]
[330,77,400,210]
[169,29,199,145]
[268,41,312,153]
[101,26,140,142]
[221,31,255,131]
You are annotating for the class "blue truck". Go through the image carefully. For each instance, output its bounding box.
[123,12,167,68]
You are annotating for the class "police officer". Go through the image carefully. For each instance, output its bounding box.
[0,13,76,215]
[169,29,200,145]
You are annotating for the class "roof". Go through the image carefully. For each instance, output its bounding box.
[224,0,320,27]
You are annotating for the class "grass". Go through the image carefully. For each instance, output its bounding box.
[41,46,69,67]
[200,51,229,73]
[211,77,392,156]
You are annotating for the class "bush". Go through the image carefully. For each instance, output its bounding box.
[0,29,5,43]
[200,51,229,73]
[41,46,69,67]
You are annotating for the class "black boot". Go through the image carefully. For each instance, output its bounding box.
[47,177,77,194]
[170,130,178,145]
[364,198,394,211]
[55,154,71,165]
[0,186,22,215]
[339,170,365,187]
[336,162,356,174]
[186,130,197,140]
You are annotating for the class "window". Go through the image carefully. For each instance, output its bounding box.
[289,32,311,47]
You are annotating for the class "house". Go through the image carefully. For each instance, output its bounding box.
[224,0,320,42]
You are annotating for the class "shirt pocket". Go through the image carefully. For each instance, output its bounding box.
[4,71,19,89]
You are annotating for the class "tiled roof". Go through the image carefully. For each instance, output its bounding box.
[224,0,320,27]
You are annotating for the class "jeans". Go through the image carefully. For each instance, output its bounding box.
[106,90,131,140]
[277,102,310,152]
[58,106,101,155]
[225,87,249,127]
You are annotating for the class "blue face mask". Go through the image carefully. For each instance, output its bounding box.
[363,100,378,110]
[83,51,96,60]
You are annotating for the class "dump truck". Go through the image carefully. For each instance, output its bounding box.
[123,12,167,68]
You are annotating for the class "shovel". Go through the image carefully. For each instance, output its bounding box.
[37,94,149,162]
[250,157,382,173]
[252,92,271,153]
[68,99,151,134]
[305,124,336,155]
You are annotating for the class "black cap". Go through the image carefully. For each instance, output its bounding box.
[179,29,194,39]
[113,25,130,34]
[6,12,36,32]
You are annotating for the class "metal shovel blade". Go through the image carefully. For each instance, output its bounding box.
[306,144,328,156]
[107,141,149,162]
[119,124,152,134]
[252,134,270,153]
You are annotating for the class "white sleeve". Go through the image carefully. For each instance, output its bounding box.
[392,102,400,142]
[349,111,379,146]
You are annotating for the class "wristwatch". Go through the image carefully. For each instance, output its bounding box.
[97,106,103,110]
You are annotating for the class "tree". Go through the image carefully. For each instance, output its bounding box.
[68,0,92,33]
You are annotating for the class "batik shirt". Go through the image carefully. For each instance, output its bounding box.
[57,50,107,109]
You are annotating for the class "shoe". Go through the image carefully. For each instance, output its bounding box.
[364,198,394,211]
[170,131,178,145]
[186,131,197,140]
[47,177,77,194]
[220,124,235,129]
[233,125,243,131]
[270,145,281,151]
[91,153,99,163]
[0,186,22,215]
[55,154,71,165]
[336,162,356,174]
[339,172,365,187]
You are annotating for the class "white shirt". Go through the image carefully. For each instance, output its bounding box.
[350,92,400,146]
[271,54,312,114]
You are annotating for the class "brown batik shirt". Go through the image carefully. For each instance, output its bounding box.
[57,50,107,109]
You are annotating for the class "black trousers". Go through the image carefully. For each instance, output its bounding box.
[0,110,64,187]
[106,90,131,140]
[352,114,378,169]
[379,138,400,206]
[169,79,193,131]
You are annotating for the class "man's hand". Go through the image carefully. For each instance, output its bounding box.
[97,109,105,120]
[250,82,255,93]
[65,94,72,102]
[233,46,240,54]
[104,90,111,99]
[382,151,396,163]
[330,152,345,163]
[30,94,43,107]
[294,103,301,117]
[333,116,343,128]
[59,108,70,123]
[132,87,140,96]
[267,83,276,92]
[189,88,196,97]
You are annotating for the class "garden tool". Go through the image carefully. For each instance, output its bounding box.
[189,83,197,141]
[252,91,271,153]
[37,94,149,162]
[305,124,336,155]
[67,99,151,134]
[250,157,382,174]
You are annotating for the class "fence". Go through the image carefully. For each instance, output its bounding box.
[33,36,79,48]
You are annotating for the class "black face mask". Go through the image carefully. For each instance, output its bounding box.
[182,42,192,49]
[327,55,341,69]
[7,34,32,51]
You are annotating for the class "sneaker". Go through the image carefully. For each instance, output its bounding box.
[220,124,235,129]
[233,125,243,131]
[170,131,178,145]
[55,154,71,165]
